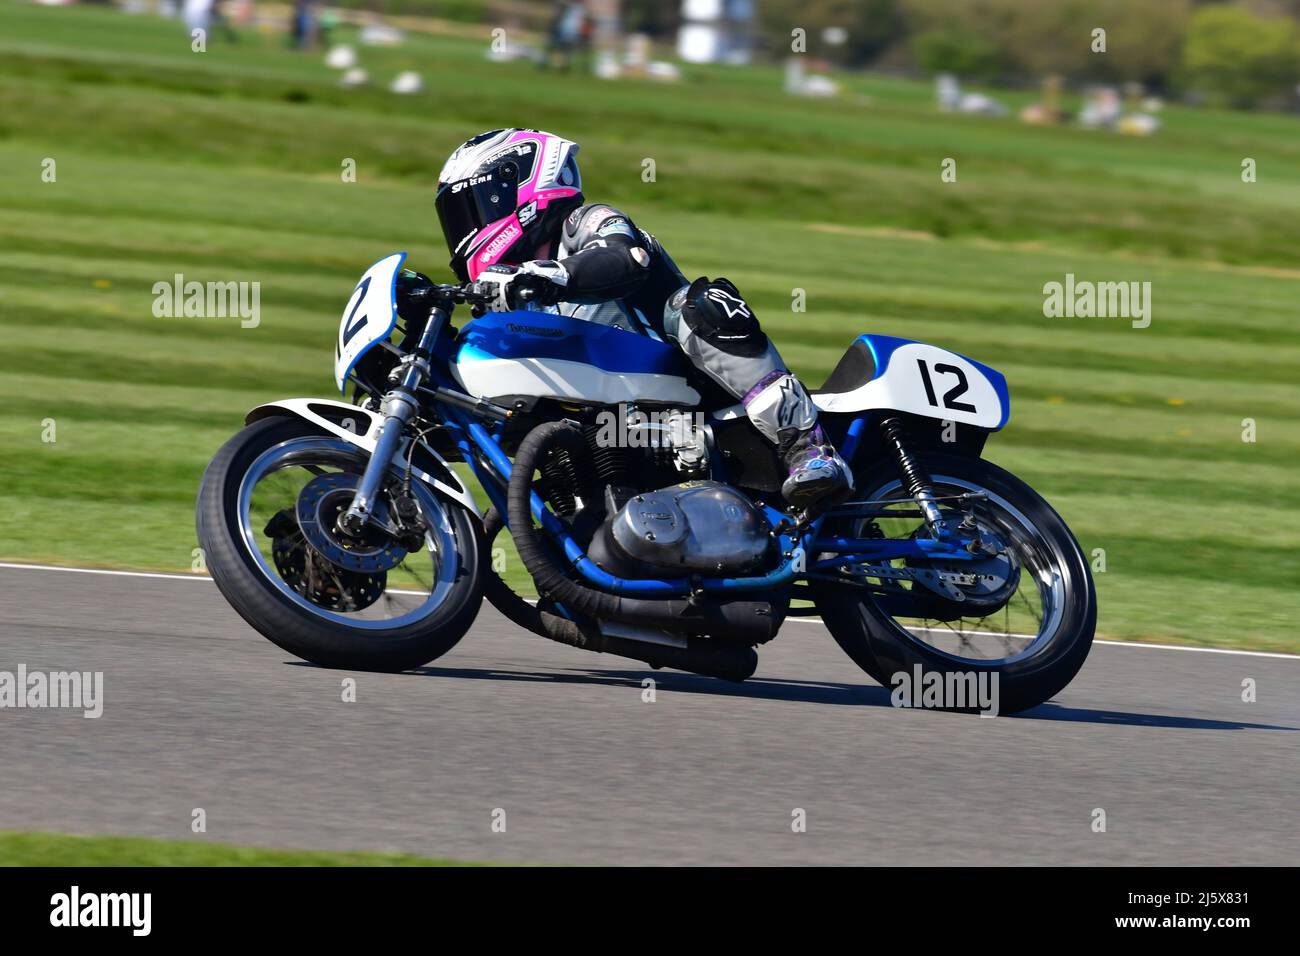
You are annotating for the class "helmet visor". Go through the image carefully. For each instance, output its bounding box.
[436,164,521,261]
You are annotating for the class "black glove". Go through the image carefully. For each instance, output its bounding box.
[472,261,569,312]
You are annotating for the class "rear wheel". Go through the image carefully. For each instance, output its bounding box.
[196,417,483,671]
[812,453,1095,714]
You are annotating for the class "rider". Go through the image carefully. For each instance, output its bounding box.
[416,127,852,508]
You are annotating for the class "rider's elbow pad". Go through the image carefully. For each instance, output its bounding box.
[560,240,651,302]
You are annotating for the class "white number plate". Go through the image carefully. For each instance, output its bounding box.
[334,252,405,392]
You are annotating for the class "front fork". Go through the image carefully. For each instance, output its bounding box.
[338,305,448,535]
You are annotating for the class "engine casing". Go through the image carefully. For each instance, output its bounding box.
[591,481,773,576]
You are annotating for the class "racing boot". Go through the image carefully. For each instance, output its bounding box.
[779,423,853,509]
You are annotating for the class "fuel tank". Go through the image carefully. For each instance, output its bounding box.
[451,311,701,406]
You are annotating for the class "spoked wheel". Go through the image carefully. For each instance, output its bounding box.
[812,453,1095,714]
[197,417,483,671]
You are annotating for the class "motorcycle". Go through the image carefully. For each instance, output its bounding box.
[197,253,1096,714]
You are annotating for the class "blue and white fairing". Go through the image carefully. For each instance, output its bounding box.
[452,311,701,406]
[813,334,1011,430]
[334,252,405,392]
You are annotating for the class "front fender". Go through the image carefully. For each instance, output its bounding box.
[244,398,480,517]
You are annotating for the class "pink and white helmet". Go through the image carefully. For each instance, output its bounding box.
[435,129,583,282]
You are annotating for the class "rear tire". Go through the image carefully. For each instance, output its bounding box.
[812,453,1095,714]
[196,417,483,671]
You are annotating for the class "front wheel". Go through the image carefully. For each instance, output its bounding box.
[812,453,1095,714]
[196,417,483,671]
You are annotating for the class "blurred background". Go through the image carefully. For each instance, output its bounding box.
[1,0,1297,652]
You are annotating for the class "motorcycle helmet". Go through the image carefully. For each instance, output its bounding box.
[435,128,584,282]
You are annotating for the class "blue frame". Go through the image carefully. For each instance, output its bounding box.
[427,365,981,599]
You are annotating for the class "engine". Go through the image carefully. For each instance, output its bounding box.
[534,405,710,515]
[524,404,777,578]
[595,406,710,480]
[588,481,774,577]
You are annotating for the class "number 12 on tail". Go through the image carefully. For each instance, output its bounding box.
[917,359,977,414]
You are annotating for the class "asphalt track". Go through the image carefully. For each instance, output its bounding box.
[1,564,1296,865]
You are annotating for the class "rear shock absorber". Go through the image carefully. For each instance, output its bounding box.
[879,416,947,537]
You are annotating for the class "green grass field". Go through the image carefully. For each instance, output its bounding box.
[1,2,1297,651]
[0,830,479,866]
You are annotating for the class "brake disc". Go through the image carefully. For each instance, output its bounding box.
[269,529,387,612]
[260,471,407,614]
[294,472,407,574]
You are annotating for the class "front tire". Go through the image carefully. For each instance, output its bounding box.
[197,417,483,671]
[812,453,1095,714]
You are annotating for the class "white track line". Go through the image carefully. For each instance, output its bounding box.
[0,562,212,583]
[1089,639,1300,659]
[3,561,1298,661]
[0,561,430,597]
[787,616,1300,659]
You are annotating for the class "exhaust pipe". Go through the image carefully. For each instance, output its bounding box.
[506,421,779,645]
[480,506,758,682]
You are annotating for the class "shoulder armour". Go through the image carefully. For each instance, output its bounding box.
[561,203,639,254]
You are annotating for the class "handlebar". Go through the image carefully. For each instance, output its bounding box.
[423,282,491,306]
[394,285,482,329]
[404,273,543,322]
[417,279,538,309]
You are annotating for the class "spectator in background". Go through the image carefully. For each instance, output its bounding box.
[182,0,211,38]
[541,1,586,72]
[318,7,338,49]
[289,0,317,50]
[210,0,240,43]
[182,0,238,44]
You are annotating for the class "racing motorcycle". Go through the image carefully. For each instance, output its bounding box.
[197,253,1096,714]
